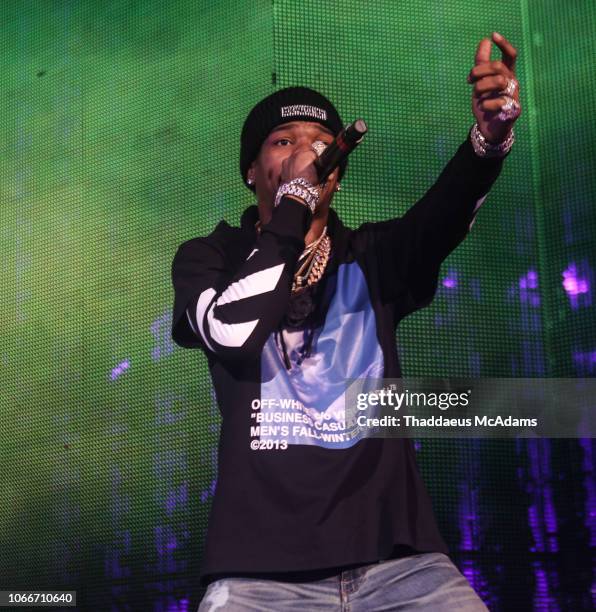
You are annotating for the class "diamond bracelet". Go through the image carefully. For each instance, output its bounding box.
[470,122,515,158]
[274,178,320,214]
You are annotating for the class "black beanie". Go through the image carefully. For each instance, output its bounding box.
[240,86,347,192]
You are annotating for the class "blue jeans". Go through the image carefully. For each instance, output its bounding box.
[197,552,488,611]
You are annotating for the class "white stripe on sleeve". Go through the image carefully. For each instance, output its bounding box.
[217,263,285,306]
[207,306,260,348]
[195,288,217,352]
[469,194,488,230]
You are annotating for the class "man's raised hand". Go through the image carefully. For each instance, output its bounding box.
[468,32,521,144]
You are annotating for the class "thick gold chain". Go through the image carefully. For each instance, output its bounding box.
[292,234,331,294]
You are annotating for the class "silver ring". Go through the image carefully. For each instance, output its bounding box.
[504,78,517,98]
[311,140,327,157]
[497,96,521,122]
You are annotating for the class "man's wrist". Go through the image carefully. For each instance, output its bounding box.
[470,122,515,158]
[274,178,320,214]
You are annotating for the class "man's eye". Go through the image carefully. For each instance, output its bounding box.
[274,138,292,146]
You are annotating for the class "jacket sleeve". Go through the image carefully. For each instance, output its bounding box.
[369,134,509,317]
[171,197,310,361]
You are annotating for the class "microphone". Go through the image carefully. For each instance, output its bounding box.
[312,119,368,183]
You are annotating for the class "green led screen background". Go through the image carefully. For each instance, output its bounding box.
[1,1,594,610]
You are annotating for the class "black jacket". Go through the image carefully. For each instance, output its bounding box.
[171,136,506,586]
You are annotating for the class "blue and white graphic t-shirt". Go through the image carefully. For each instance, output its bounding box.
[261,261,385,449]
[171,137,506,586]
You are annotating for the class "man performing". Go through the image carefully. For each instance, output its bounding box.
[172,33,521,611]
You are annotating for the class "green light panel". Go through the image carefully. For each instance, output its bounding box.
[1,1,594,609]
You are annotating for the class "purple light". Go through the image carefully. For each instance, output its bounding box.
[104,531,132,579]
[165,482,189,515]
[200,478,218,503]
[579,439,596,547]
[525,440,559,553]
[572,350,596,376]
[532,562,560,611]
[442,270,458,288]
[461,560,492,608]
[563,274,588,295]
[167,600,190,612]
[518,269,541,308]
[458,441,482,552]
[109,359,130,381]
[457,437,495,607]
[562,261,593,309]
[527,504,543,552]
[457,480,479,551]
[153,524,190,573]
[166,535,178,550]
